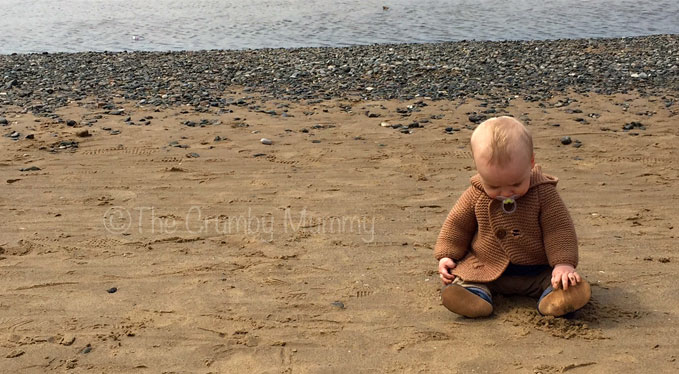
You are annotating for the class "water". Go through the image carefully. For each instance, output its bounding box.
[1,0,678,54]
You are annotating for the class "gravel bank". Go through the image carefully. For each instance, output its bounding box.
[1,35,678,114]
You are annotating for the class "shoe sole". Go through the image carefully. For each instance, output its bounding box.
[538,280,591,316]
[441,284,493,318]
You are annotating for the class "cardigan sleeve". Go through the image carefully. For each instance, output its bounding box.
[538,183,579,268]
[434,186,478,261]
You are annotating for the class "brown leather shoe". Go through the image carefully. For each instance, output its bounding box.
[441,284,493,318]
[538,280,591,316]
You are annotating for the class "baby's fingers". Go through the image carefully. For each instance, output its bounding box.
[561,273,570,291]
[567,272,579,287]
[551,274,559,289]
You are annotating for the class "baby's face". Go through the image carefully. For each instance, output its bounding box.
[476,154,534,199]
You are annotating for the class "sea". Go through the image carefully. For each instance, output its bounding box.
[0,0,678,54]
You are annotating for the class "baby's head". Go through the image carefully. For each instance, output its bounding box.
[470,116,535,199]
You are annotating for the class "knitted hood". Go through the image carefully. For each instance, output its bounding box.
[469,164,558,192]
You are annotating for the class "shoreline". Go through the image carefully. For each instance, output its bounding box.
[1,35,678,116]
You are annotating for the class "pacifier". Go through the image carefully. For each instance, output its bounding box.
[495,195,519,214]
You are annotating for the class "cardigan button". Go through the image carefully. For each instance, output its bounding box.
[495,229,507,239]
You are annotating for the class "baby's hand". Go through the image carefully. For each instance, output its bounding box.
[438,257,457,285]
[551,264,581,290]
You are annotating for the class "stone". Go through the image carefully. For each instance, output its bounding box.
[331,301,345,309]
[560,136,572,145]
[60,335,76,346]
[468,113,486,124]
[260,138,273,145]
[0,117,8,125]
[76,129,90,137]
[20,166,41,171]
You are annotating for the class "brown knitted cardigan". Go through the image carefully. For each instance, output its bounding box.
[434,165,578,283]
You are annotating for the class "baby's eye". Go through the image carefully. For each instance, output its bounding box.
[512,182,522,187]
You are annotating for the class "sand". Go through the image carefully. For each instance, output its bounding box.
[1,91,678,372]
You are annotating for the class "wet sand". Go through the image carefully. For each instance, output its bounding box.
[1,90,678,372]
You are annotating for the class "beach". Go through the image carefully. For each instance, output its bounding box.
[1,35,679,372]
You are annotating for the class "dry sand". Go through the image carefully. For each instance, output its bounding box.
[1,91,678,372]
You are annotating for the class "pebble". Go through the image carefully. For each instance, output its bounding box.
[25,134,34,139]
[76,129,90,137]
[110,109,124,115]
[58,140,78,149]
[186,152,200,158]
[106,287,117,293]
[573,140,583,148]
[311,139,321,143]
[331,301,345,309]
[66,120,77,126]
[623,121,646,131]
[260,138,273,145]
[631,72,649,79]
[468,113,487,124]
[560,136,572,145]
[60,335,76,346]
[0,117,7,125]
[380,122,391,127]
[20,166,41,171]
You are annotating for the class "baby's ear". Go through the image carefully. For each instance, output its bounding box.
[530,153,535,167]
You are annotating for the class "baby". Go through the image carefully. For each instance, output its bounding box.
[434,116,590,318]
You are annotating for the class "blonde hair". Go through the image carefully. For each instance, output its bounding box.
[470,116,533,166]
